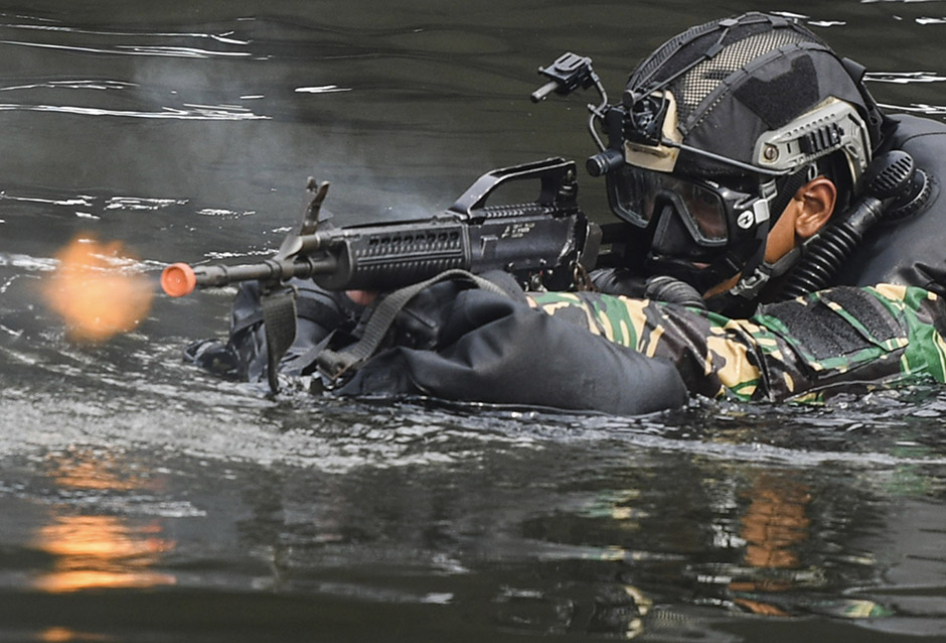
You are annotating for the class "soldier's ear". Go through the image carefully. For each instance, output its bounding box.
[794,178,837,239]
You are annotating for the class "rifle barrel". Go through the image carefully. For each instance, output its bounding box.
[160,255,337,297]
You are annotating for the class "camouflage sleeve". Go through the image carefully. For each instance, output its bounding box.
[527,284,946,403]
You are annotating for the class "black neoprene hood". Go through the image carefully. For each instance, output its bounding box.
[624,12,883,177]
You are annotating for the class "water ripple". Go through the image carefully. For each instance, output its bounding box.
[295,85,352,94]
[0,102,269,120]
[878,102,946,115]
[0,17,255,60]
[196,208,256,218]
[0,20,251,45]
[0,192,94,207]
[0,38,255,61]
[867,71,946,84]
[0,79,134,92]
[105,197,189,211]
[115,45,253,59]
[0,78,270,120]
[0,253,56,271]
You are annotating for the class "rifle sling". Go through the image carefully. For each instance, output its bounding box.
[261,287,298,394]
[232,292,347,340]
[317,269,509,381]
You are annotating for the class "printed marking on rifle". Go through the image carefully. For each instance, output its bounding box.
[500,222,536,239]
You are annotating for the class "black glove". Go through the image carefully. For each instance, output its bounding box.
[590,267,647,298]
[642,275,706,309]
[591,268,706,309]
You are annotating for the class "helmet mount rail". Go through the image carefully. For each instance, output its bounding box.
[532,51,813,180]
[531,52,611,153]
[532,50,875,185]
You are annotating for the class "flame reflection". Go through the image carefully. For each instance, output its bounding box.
[31,450,176,593]
[32,515,175,593]
[37,626,109,642]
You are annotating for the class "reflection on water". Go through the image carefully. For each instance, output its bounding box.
[30,450,176,594]
[739,476,811,570]
[36,627,108,643]
[729,475,813,616]
[32,515,175,593]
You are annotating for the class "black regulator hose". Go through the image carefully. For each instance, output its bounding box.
[779,151,916,300]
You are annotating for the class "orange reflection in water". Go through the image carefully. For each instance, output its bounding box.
[38,626,109,642]
[739,477,811,571]
[32,515,176,593]
[47,457,140,493]
[31,450,177,593]
[729,474,813,616]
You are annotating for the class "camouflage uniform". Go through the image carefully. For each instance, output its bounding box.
[528,284,946,402]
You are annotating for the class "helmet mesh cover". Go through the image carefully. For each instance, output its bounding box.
[674,30,813,125]
[624,13,879,177]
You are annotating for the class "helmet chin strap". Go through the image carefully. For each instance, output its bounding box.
[704,220,771,315]
[705,167,814,315]
[706,240,805,314]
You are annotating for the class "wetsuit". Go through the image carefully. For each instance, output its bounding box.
[836,114,946,292]
[188,273,690,415]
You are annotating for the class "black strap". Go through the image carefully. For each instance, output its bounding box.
[295,293,346,330]
[231,310,264,336]
[317,269,509,381]
[261,287,298,394]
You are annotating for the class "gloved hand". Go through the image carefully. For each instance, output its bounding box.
[642,275,706,309]
[590,267,647,297]
[185,277,368,382]
[591,268,706,309]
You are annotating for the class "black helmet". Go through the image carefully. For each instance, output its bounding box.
[603,12,886,308]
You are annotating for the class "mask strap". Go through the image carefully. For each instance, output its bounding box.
[717,176,784,306]
[750,164,819,286]
[766,244,803,278]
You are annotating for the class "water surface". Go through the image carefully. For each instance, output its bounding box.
[1,1,945,641]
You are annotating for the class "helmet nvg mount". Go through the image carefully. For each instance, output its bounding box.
[531,12,890,310]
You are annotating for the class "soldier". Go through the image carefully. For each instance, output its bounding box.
[586,11,943,313]
[528,10,946,405]
[187,13,946,415]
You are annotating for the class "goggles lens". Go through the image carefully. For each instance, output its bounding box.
[608,168,742,247]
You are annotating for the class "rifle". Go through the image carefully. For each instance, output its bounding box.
[161,157,603,391]
[161,157,600,298]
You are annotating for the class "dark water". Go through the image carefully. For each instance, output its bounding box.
[0,1,945,641]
